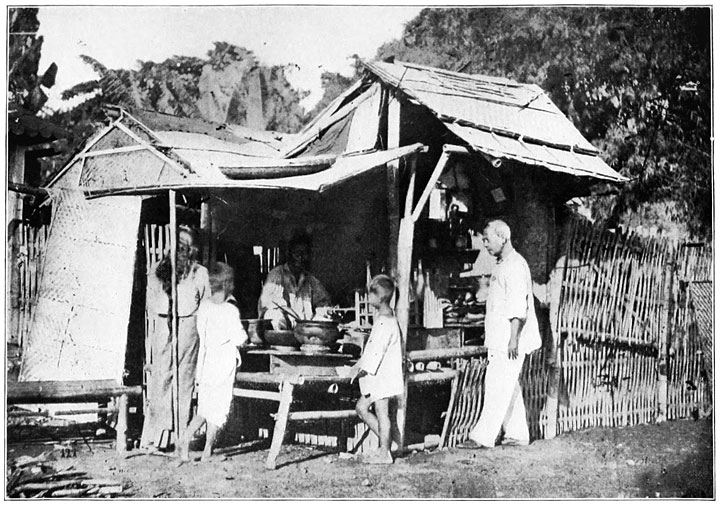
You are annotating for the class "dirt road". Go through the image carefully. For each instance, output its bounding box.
[6,417,713,498]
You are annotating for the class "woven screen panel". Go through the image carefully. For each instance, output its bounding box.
[88,127,139,152]
[53,160,83,189]
[20,189,142,382]
[80,150,168,189]
[80,149,190,190]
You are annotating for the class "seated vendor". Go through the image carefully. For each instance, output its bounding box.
[258,231,332,329]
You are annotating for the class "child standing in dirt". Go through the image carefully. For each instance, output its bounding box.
[180,262,248,462]
[349,274,404,465]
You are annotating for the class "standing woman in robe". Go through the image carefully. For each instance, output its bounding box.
[141,226,210,450]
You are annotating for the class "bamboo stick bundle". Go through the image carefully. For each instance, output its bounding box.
[449,358,486,446]
[446,360,469,447]
[448,359,474,446]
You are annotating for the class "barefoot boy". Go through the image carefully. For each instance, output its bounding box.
[180,262,248,462]
[349,274,404,464]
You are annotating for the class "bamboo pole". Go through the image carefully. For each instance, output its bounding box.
[168,190,180,442]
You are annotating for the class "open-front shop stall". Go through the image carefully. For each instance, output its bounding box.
[20,107,467,464]
[15,58,625,462]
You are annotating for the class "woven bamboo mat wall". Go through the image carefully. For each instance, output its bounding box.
[19,189,143,382]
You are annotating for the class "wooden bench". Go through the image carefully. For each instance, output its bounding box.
[235,369,458,470]
[7,380,143,454]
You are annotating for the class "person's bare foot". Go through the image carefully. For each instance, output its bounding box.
[363,449,393,465]
[201,450,213,462]
[178,437,190,462]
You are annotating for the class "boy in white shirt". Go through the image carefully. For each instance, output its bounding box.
[179,262,248,462]
[349,274,404,465]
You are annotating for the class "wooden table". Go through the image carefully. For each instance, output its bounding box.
[234,348,458,470]
[242,348,355,376]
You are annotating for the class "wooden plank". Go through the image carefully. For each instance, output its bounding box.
[287,410,357,421]
[233,388,281,402]
[410,150,451,222]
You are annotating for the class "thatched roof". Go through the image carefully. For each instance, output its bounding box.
[283,59,626,183]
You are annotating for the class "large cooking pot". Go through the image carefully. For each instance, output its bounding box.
[293,320,342,347]
[265,330,299,349]
[241,319,269,346]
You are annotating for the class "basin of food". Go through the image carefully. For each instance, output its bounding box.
[241,319,269,346]
[265,330,299,350]
[294,320,342,351]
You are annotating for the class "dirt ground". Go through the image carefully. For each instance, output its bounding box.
[6,417,713,499]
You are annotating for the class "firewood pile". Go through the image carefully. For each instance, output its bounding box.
[6,452,130,498]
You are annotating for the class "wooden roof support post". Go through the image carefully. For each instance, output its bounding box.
[395,146,455,452]
[385,94,401,277]
[168,190,180,441]
[395,156,416,453]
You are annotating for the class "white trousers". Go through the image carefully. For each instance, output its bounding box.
[468,350,529,447]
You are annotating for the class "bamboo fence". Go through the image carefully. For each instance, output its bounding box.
[666,244,713,419]
[553,218,712,434]
[8,217,711,445]
[8,223,50,350]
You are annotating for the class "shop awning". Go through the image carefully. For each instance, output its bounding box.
[83,143,426,198]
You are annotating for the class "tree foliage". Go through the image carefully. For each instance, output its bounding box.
[8,7,57,113]
[51,42,308,151]
[376,7,711,238]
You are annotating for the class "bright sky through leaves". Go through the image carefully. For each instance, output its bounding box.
[37,5,422,112]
